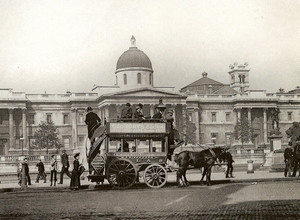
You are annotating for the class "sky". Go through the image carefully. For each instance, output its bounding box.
[0,0,299,94]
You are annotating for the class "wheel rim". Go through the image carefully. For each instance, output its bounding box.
[107,159,137,189]
[144,164,167,189]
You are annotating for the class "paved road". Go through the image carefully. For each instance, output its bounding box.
[0,181,300,219]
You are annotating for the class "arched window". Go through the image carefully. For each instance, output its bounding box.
[123,74,127,85]
[149,73,152,85]
[137,73,141,84]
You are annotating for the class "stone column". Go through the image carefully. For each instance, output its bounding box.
[172,105,176,125]
[194,108,200,144]
[263,108,268,144]
[8,108,14,151]
[71,108,78,148]
[22,108,27,149]
[236,108,242,122]
[150,105,154,118]
[247,108,252,127]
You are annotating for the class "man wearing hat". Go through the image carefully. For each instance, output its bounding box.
[58,149,71,184]
[152,105,163,119]
[85,106,101,144]
[134,103,145,121]
[121,103,133,120]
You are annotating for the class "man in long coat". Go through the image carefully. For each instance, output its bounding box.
[58,150,71,184]
[85,107,101,144]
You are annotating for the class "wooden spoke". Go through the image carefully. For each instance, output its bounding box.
[107,158,137,190]
[143,164,167,189]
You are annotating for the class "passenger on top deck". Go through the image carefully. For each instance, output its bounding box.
[134,103,145,122]
[152,105,164,120]
[121,103,133,120]
[165,109,184,147]
[85,107,101,145]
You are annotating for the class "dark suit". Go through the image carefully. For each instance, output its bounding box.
[36,161,46,183]
[24,163,31,185]
[59,153,71,183]
[225,152,234,178]
[85,112,101,139]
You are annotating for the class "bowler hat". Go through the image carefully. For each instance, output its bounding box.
[74,153,80,158]
[87,106,93,112]
[137,103,143,108]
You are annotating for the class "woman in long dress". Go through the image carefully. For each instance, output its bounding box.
[70,153,80,190]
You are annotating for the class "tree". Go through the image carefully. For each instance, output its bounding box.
[234,117,254,147]
[185,120,197,144]
[33,120,63,153]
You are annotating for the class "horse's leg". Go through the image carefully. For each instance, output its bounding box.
[183,169,189,186]
[206,166,212,186]
[176,168,182,186]
[200,167,206,184]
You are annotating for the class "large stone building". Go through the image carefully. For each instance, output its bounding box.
[0,37,299,158]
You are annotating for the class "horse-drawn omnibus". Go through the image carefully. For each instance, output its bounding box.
[86,119,172,189]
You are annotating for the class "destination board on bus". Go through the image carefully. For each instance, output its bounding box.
[109,122,166,134]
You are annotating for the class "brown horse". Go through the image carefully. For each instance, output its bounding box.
[176,147,227,186]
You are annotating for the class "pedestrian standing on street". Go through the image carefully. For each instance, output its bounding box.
[23,158,31,186]
[225,150,235,178]
[50,155,58,186]
[70,153,81,190]
[35,159,47,183]
[58,149,71,184]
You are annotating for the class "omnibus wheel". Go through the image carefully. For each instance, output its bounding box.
[143,164,167,189]
[106,158,137,189]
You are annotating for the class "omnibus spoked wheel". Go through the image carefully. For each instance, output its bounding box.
[143,164,167,189]
[106,158,137,189]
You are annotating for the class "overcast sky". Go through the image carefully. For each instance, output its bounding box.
[0,0,299,94]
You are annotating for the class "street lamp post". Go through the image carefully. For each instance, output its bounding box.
[20,137,24,155]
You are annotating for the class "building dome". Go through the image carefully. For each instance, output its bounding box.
[116,36,152,72]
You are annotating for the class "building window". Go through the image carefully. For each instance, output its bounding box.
[123,74,127,85]
[137,73,141,84]
[211,133,218,144]
[46,114,52,123]
[149,73,152,85]
[211,112,216,122]
[226,112,230,122]
[78,136,84,144]
[0,116,3,124]
[63,137,70,148]
[288,112,292,121]
[78,113,84,123]
[28,114,35,125]
[63,114,69,124]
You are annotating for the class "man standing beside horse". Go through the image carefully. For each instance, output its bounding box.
[285,122,300,177]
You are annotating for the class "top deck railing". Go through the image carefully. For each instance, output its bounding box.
[109,118,165,123]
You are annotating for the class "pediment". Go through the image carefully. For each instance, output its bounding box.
[107,87,183,97]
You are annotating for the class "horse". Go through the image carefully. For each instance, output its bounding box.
[176,147,227,186]
[285,122,300,177]
[198,150,234,183]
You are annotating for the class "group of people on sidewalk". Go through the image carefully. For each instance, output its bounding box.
[18,149,84,190]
